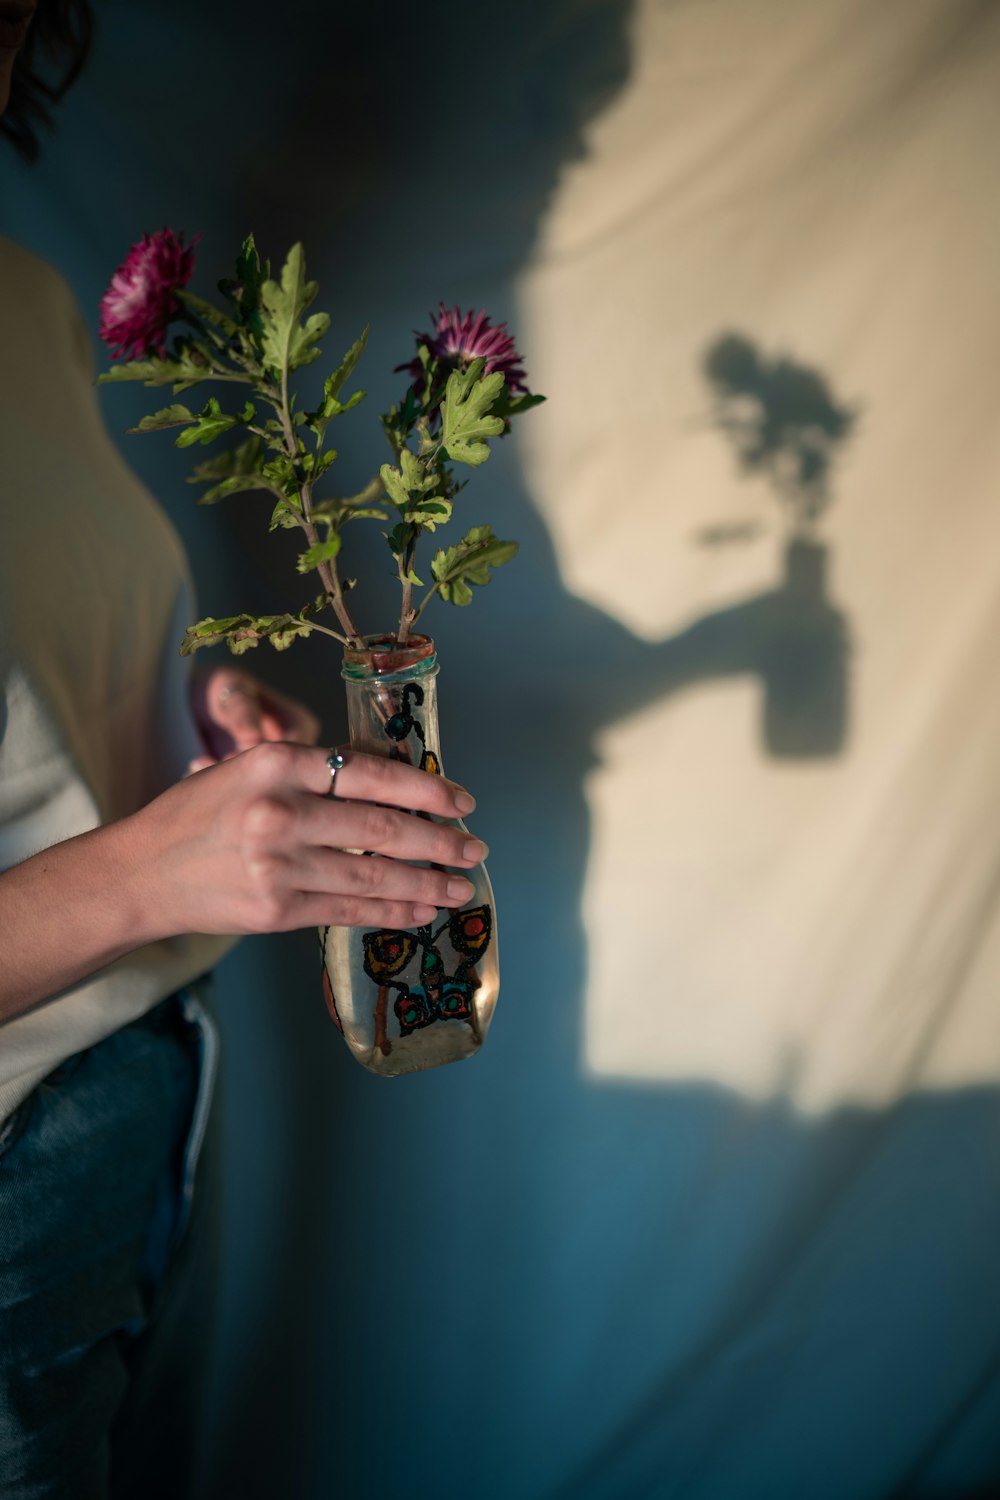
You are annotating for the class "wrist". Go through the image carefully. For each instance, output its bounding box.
[0,813,171,1023]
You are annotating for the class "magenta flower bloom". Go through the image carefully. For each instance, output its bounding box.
[406,303,528,394]
[99,228,197,361]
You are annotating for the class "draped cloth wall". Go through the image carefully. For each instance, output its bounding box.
[2,2,1000,1496]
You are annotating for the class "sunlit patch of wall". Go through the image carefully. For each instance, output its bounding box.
[518,0,1000,1110]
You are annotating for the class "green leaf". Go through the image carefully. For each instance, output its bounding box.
[174,396,243,448]
[438,359,505,467]
[268,620,315,651]
[380,448,439,512]
[259,243,330,376]
[430,524,518,604]
[98,353,210,391]
[303,329,369,440]
[311,450,338,481]
[379,462,408,509]
[179,614,248,655]
[386,521,416,558]
[128,403,195,434]
[403,496,452,532]
[296,535,343,573]
[195,474,269,506]
[311,475,385,519]
[218,234,268,341]
[269,498,303,531]
[261,455,300,497]
[325,325,369,403]
[491,388,547,423]
[180,608,318,657]
[405,568,424,587]
[187,434,263,483]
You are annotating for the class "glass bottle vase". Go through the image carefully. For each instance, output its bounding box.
[319,635,499,1076]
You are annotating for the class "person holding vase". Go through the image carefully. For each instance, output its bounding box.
[0,5,484,1496]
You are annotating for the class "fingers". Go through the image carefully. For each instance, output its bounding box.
[289,793,487,867]
[281,890,445,931]
[255,741,476,819]
[297,847,475,911]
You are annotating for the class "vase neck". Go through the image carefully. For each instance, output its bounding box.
[342,645,442,772]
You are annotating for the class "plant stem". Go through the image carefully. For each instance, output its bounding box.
[397,535,418,644]
[276,364,363,647]
[411,582,443,627]
[301,480,362,644]
[305,619,350,646]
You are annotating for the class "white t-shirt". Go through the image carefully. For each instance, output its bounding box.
[0,235,234,1123]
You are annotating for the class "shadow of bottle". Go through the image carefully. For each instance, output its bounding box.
[759,535,849,757]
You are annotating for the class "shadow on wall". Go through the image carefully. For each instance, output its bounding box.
[695,331,860,757]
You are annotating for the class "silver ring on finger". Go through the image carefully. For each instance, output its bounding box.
[326,750,346,799]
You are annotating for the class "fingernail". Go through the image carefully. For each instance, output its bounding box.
[453,789,476,814]
[463,839,488,863]
[447,877,474,901]
[413,904,437,923]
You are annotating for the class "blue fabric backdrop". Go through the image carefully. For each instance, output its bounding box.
[4,4,1000,1497]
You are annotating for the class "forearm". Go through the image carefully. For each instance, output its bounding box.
[0,815,162,1024]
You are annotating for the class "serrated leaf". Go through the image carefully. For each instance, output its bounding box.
[380,462,408,509]
[268,620,314,650]
[491,388,547,423]
[303,329,369,441]
[260,455,302,500]
[445,578,474,607]
[438,360,505,467]
[380,448,438,512]
[311,476,385,521]
[129,403,195,434]
[218,233,267,341]
[98,353,210,390]
[179,614,246,656]
[175,395,241,448]
[325,326,369,403]
[269,498,303,531]
[336,389,366,413]
[182,608,318,657]
[403,496,452,531]
[430,525,518,604]
[296,535,343,573]
[188,435,263,483]
[195,473,269,506]
[313,450,338,480]
[259,243,329,375]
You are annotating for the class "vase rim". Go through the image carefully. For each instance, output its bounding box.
[341,634,438,681]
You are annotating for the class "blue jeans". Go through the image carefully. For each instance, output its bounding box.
[0,983,220,1500]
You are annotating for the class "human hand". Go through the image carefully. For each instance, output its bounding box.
[134,741,485,937]
[187,664,321,771]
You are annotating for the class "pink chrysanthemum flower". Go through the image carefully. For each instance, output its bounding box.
[99,228,197,361]
[407,304,528,395]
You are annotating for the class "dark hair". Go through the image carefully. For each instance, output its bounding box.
[0,0,95,164]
